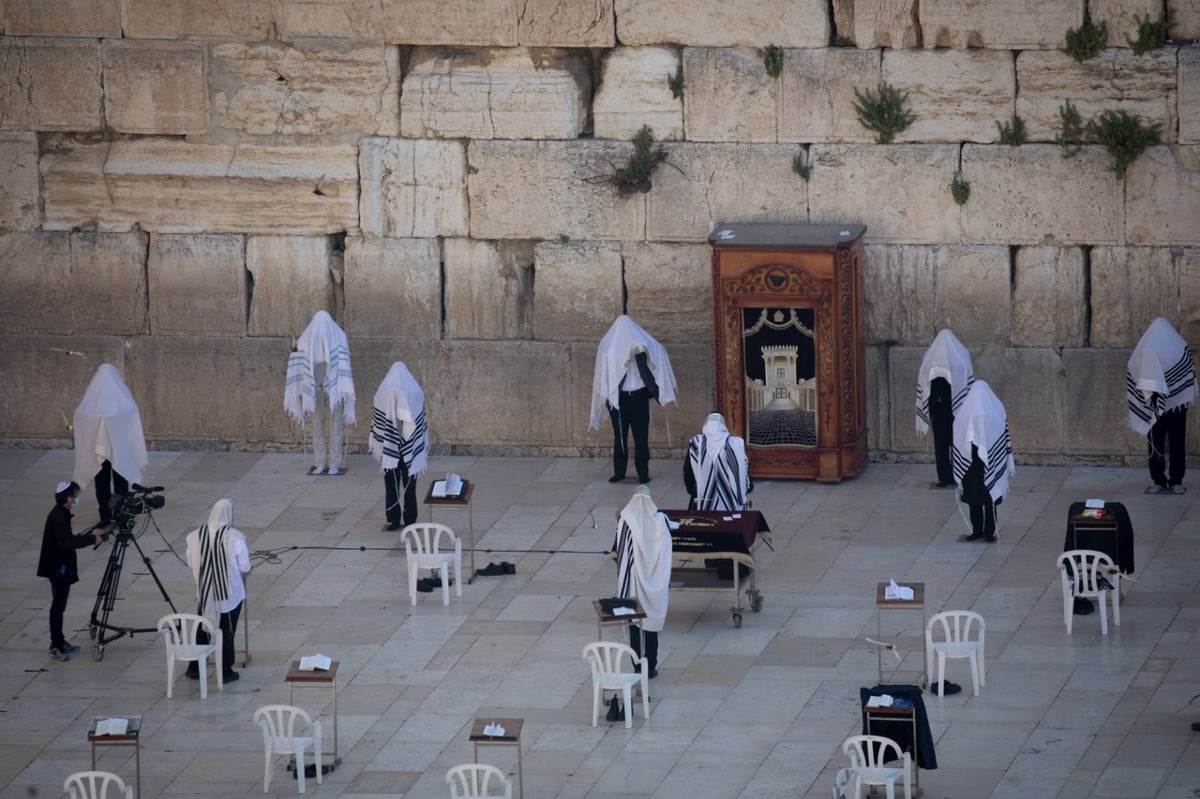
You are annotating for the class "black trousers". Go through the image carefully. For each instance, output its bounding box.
[49,579,71,649]
[610,389,651,481]
[969,500,996,539]
[95,460,129,524]
[384,466,419,527]
[628,624,659,674]
[192,602,242,675]
[1148,407,1188,487]
[929,377,954,485]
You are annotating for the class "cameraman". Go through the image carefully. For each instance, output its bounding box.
[185,499,250,683]
[36,481,103,661]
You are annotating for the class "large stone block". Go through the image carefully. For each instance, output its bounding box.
[246,236,335,338]
[809,144,961,244]
[531,241,623,342]
[41,140,359,235]
[1015,50,1177,143]
[0,0,121,37]
[0,37,102,131]
[1174,0,1200,41]
[148,234,246,336]
[1183,46,1200,145]
[884,49,1015,143]
[593,47,683,141]
[1062,349,1145,455]
[211,41,400,139]
[919,0,1083,49]
[622,242,713,343]
[278,0,519,45]
[778,48,880,144]
[645,143,808,242]
[862,244,937,345]
[1090,246,1187,348]
[888,347,930,452]
[1125,146,1200,246]
[1090,0,1162,47]
[934,246,1011,346]
[102,41,209,135]
[1013,246,1087,348]
[467,140,646,241]
[864,343,890,453]
[122,0,277,39]
[70,233,151,336]
[359,138,468,239]
[682,47,777,143]
[343,237,441,340]
[443,238,533,340]
[400,47,588,140]
[971,347,1065,455]
[0,131,39,230]
[614,0,829,47]
[840,0,920,49]
[0,232,72,335]
[518,0,614,46]
[1183,249,1200,344]
[960,145,1123,245]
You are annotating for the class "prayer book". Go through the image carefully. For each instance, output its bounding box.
[298,654,332,671]
[432,473,464,498]
[95,717,128,736]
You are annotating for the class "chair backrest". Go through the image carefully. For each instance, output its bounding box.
[446,762,511,799]
[402,522,458,558]
[1058,549,1115,594]
[254,704,314,745]
[582,641,639,685]
[64,770,130,799]
[927,610,985,646]
[158,613,215,651]
[843,735,904,782]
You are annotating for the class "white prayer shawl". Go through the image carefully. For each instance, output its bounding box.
[614,486,672,632]
[915,329,975,435]
[285,310,356,426]
[687,413,751,511]
[185,499,249,621]
[72,364,148,488]
[1126,317,1196,436]
[588,315,678,431]
[951,380,1015,503]
[368,362,429,475]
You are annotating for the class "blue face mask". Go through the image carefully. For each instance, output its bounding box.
[70,497,79,510]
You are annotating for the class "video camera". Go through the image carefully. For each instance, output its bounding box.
[103,483,166,537]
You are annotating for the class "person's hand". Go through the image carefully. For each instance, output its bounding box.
[93,534,104,546]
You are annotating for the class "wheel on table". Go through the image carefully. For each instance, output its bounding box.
[732,612,743,628]
[749,592,764,613]
[92,644,104,661]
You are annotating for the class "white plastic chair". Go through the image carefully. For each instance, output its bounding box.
[158,613,223,699]
[925,610,986,696]
[446,762,512,799]
[582,641,649,729]
[64,770,133,799]
[1058,549,1121,634]
[402,522,463,607]
[254,704,323,794]
[842,734,912,799]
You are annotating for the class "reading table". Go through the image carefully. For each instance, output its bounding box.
[286,659,341,771]
[88,715,141,798]
[424,480,477,582]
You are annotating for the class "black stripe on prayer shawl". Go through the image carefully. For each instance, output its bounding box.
[614,520,636,599]
[371,408,427,468]
[916,376,975,427]
[689,437,746,511]
[951,377,975,414]
[1164,351,1196,401]
[1126,372,1158,423]
[981,427,1012,494]
[322,344,353,392]
[197,525,232,617]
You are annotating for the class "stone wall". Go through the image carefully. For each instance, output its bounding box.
[1,0,1198,467]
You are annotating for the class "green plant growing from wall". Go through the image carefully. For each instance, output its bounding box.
[852,81,915,144]
[1063,10,1108,62]
[996,116,1027,146]
[1085,109,1162,177]
[792,150,811,181]
[667,64,685,100]
[1056,100,1086,156]
[832,35,855,47]
[762,45,784,79]
[588,125,673,196]
[1127,11,1171,56]
[950,173,971,205]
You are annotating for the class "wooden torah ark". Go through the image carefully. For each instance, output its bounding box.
[708,223,868,481]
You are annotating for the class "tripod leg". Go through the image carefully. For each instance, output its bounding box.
[130,534,177,613]
[90,539,126,643]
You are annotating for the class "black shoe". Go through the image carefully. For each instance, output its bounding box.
[932,680,961,696]
[385,522,402,531]
[983,535,997,543]
[222,671,239,683]
[648,668,658,679]
[476,563,506,577]
[416,579,435,593]
[48,645,69,662]
[501,562,516,575]
[1192,722,1200,732]
[637,476,651,484]
[606,696,623,722]
[934,481,953,489]
[185,668,200,679]
[959,532,985,542]
[608,475,625,483]
[61,642,81,653]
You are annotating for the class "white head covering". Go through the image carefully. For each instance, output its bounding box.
[915,329,974,435]
[1126,317,1196,435]
[588,315,678,431]
[687,412,751,511]
[72,364,148,488]
[368,361,429,475]
[614,485,672,632]
[285,310,356,425]
[951,380,1015,503]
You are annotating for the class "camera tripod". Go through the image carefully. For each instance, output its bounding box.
[88,526,177,661]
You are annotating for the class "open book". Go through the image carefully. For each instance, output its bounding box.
[432,473,464,499]
[95,717,128,736]
[298,654,332,671]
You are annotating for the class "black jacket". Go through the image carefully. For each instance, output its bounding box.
[37,504,94,584]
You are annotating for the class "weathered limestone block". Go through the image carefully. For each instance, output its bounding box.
[343,237,441,340]
[622,242,712,343]
[683,48,777,142]
[0,132,39,230]
[1090,0,1161,47]
[0,233,72,334]
[443,238,533,340]
[919,0,1082,49]
[778,48,880,143]
[971,347,1065,455]
[862,244,937,345]
[102,41,209,135]
[1182,47,1200,145]
[246,236,335,338]
[400,48,587,140]
[840,0,920,49]
[0,37,101,131]
[278,0,519,46]
[1184,250,1200,344]
[123,0,277,39]
[593,47,683,141]
[0,0,121,37]
[1062,349,1144,455]
[1015,50,1177,143]
[934,246,1011,346]
[467,140,646,241]
[888,347,931,452]
[518,0,614,46]
[41,140,359,235]
[645,143,807,242]
[1090,246,1181,348]
[960,145,1123,245]
[148,235,246,336]
[1173,0,1200,40]
[1013,246,1087,348]
[531,241,623,342]
[211,42,400,138]
[864,344,890,453]
[809,144,961,244]
[884,49,1015,143]
[359,138,467,239]
[70,233,151,336]
[1126,146,1200,246]
[615,0,829,47]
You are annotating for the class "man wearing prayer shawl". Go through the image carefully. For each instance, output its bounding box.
[952,381,1015,543]
[589,316,678,484]
[37,480,103,661]
[72,364,148,525]
[285,310,356,475]
[185,499,251,682]
[915,329,974,488]
[1126,317,1195,495]
[613,485,672,678]
[368,362,429,531]
[684,412,752,511]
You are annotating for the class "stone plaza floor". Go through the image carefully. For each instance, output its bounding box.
[1,448,1199,798]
